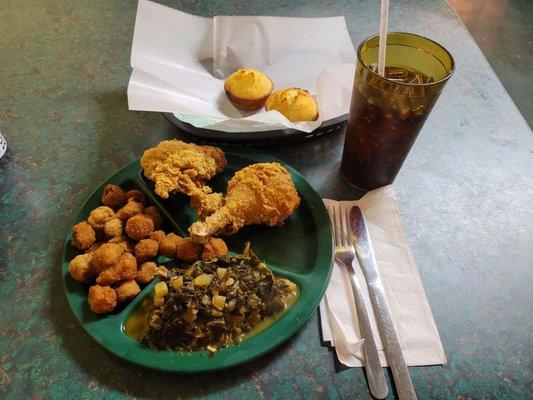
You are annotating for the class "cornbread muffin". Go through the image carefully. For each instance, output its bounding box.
[224,68,273,110]
[265,87,319,122]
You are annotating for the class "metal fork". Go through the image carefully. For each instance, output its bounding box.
[327,201,388,399]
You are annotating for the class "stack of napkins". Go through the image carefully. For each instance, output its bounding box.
[321,187,446,367]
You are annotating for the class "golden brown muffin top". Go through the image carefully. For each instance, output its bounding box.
[224,68,273,100]
[265,87,319,122]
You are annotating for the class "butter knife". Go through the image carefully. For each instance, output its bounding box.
[350,206,417,400]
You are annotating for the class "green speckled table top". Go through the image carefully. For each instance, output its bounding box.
[0,0,531,399]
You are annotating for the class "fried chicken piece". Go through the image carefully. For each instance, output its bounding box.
[149,230,166,246]
[115,280,141,302]
[68,254,96,283]
[189,163,300,243]
[116,201,144,221]
[136,262,168,284]
[125,214,154,241]
[92,243,125,273]
[159,232,183,258]
[140,140,226,206]
[87,206,115,229]
[175,237,202,263]
[71,221,96,250]
[144,206,163,230]
[96,252,137,285]
[101,184,126,209]
[88,285,117,314]
[201,237,228,261]
[134,238,159,262]
[103,218,123,239]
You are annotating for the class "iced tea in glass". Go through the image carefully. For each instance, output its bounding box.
[341,32,454,190]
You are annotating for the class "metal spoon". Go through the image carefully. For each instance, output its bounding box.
[0,132,6,160]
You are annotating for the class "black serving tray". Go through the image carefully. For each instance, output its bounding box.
[164,113,347,146]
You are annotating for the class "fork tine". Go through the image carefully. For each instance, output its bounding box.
[334,204,343,247]
[339,202,347,247]
[330,205,338,247]
[342,202,352,247]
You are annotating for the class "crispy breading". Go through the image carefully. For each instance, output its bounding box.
[101,184,126,209]
[134,238,159,262]
[140,140,226,200]
[71,221,96,250]
[136,262,168,284]
[88,285,117,314]
[115,280,141,302]
[68,253,96,283]
[201,237,228,261]
[159,232,183,258]
[92,243,125,273]
[96,252,137,285]
[175,237,202,263]
[125,214,154,241]
[87,206,115,229]
[189,163,300,242]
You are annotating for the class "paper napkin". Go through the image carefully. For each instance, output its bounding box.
[321,187,446,367]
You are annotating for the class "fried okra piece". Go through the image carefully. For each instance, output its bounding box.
[134,238,159,262]
[87,206,115,230]
[159,233,183,258]
[103,218,123,239]
[136,262,168,284]
[96,252,137,285]
[125,189,146,205]
[101,184,126,209]
[88,285,117,314]
[116,201,144,221]
[68,253,96,283]
[115,280,141,302]
[85,242,103,255]
[201,237,228,261]
[107,235,135,253]
[91,243,125,273]
[176,237,202,263]
[149,230,166,246]
[71,221,96,250]
[125,214,154,241]
[144,206,163,230]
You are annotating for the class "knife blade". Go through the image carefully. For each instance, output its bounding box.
[350,206,417,400]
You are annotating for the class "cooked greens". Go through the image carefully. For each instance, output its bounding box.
[140,247,298,352]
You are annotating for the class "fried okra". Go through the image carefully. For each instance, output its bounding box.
[96,252,137,285]
[107,235,135,253]
[134,238,159,262]
[91,243,125,273]
[125,214,154,241]
[71,221,96,250]
[201,237,228,261]
[103,218,123,239]
[145,206,163,230]
[116,201,144,221]
[88,285,117,314]
[101,184,126,209]
[68,254,96,283]
[175,237,202,263]
[159,233,183,258]
[115,280,141,302]
[136,262,168,284]
[125,189,146,205]
[87,206,115,229]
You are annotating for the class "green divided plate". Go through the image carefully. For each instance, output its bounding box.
[62,146,333,372]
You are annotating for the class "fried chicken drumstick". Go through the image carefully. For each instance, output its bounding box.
[189,162,300,243]
[140,140,226,216]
